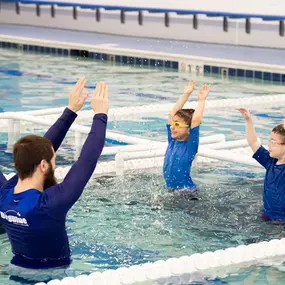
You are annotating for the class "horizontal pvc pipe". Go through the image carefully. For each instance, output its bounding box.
[114,143,258,169]
[0,113,152,145]
[4,146,259,183]
[202,139,249,149]
[102,134,225,156]
[198,147,262,167]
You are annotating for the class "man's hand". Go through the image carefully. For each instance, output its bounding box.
[67,78,88,113]
[91,82,109,115]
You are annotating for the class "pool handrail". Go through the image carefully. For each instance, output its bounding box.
[3,0,285,21]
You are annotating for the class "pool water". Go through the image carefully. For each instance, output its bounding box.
[0,49,285,284]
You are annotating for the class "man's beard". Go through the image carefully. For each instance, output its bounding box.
[43,163,57,190]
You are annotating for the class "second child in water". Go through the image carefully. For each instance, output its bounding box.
[163,80,210,197]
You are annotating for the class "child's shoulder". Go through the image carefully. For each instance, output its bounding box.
[191,124,200,129]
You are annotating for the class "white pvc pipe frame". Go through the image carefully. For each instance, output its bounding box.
[114,141,260,176]
[0,110,261,178]
[34,238,285,285]
[1,92,262,178]
[2,144,255,180]
[1,113,153,154]
[0,113,227,159]
[1,113,259,177]
[48,145,256,179]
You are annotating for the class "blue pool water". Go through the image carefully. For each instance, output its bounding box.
[0,49,285,284]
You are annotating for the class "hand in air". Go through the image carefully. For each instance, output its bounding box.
[236,108,252,121]
[183,80,196,96]
[197,85,210,101]
[68,77,89,112]
[91,82,110,115]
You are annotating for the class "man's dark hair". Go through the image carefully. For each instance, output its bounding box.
[13,135,53,180]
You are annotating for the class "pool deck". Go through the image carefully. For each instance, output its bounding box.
[1,24,285,67]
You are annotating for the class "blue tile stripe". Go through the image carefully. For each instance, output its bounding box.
[0,41,179,70]
[0,40,285,82]
[204,65,285,83]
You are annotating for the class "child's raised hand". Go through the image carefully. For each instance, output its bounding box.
[236,108,252,121]
[183,80,196,96]
[197,85,210,101]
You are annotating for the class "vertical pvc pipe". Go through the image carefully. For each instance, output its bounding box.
[13,120,21,144]
[7,119,15,153]
[115,153,125,176]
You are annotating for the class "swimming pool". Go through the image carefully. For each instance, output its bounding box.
[0,48,285,284]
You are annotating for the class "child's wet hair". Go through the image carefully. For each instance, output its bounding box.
[175,109,195,126]
[272,124,285,141]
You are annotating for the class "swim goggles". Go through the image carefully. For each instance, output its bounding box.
[170,120,190,128]
[268,139,285,146]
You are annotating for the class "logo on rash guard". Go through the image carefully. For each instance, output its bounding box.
[0,210,29,226]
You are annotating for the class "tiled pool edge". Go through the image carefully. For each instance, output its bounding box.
[1,34,285,84]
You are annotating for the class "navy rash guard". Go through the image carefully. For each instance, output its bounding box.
[253,146,285,221]
[0,108,107,269]
[0,172,6,234]
[0,172,6,188]
[163,124,200,190]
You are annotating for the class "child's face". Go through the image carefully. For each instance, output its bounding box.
[268,132,285,159]
[170,115,189,141]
